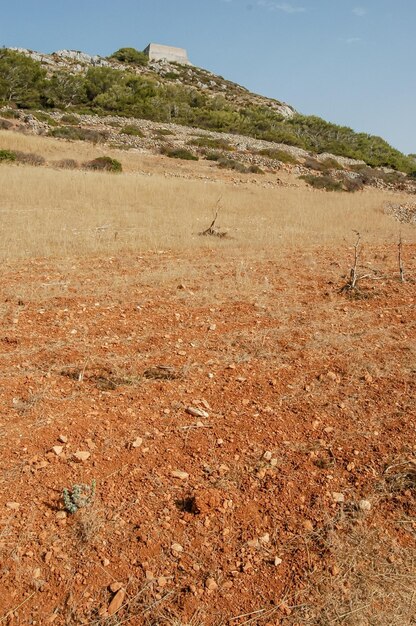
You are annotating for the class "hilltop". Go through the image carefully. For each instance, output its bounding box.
[1,46,415,174]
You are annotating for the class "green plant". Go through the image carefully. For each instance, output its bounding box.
[300,174,343,191]
[160,146,198,161]
[84,156,123,172]
[60,113,79,125]
[0,149,16,162]
[257,148,298,164]
[154,128,175,136]
[63,480,96,514]
[217,157,248,173]
[49,126,108,143]
[189,136,234,151]
[120,124,144,137]
[110,47,148,66]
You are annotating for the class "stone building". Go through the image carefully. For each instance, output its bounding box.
[143,43,190,65]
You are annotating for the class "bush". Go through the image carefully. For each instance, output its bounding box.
[154,128,175,136]
[0,109,20,119]
[204,151,222,161]
[14,151,45,166]
[60,113,79,125]
[160,146,198,161]
[189,136,234,151]
[258,148,298,164]
[54,158,79,169]
[120,124,144,137]
[110,47,148,66]
[0,149,16,162]
[342,177,364,192]
[83,156,122,172]
[217,157,248,173]
[0,118,13,130]
[49,126,108,143]
[248,164,264,174]
[300,174,343,191]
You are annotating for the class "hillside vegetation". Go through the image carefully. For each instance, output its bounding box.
[1,48,415,173]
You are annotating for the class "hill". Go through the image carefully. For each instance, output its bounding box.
[1,46,415,173]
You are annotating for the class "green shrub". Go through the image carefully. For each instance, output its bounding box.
[84,156,122,172]
[0,149,16,162]
[217,157,248,173]
[49,126,108,143]
[154,128,175,136]
[300,174,343,191]
[120,124,144,137]
[257,148,298,164]
[63,480,96,514]
[160,146,198,161]
[60,113,79,125]
[204,151,222,161]
[110,47,148,66]
[0,109,20,119]
[248,164,264,174]
[189,136,234,151]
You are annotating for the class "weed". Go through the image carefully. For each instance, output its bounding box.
[62,480,96,514]
[161,146,198,161]
[120,124,144,137]
[83,156,122,172]
[0,149,16,162]
[300,174,343,191]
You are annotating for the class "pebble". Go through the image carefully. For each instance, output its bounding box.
[52,446,63,456]
[73,451,91,462]
[205,577,218,591]
[108,588,125,615]
[102,558,110,567]
[171,542,184,553]
[58,435,68,443]
[109,582,124,593]
[158,576,167,587]
[303,520,314,531]
[171,470,189,480]
[332,492,345,503]
[263,451,272,461]
[131,437,143,448]
[56,511,67,520]
[274,557,283,566]
[358,499,371,511]
[6,502,20,510]
[208,324,217,331]
[186,406,209,418]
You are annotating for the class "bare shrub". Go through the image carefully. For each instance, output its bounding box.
[54,158,79,169]
[14,151,45,166]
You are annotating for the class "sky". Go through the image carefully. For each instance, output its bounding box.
[1,0,415,154]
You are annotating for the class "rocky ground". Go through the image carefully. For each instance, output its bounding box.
[0,246,415,625]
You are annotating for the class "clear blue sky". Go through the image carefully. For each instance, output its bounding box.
[1,0,415,154]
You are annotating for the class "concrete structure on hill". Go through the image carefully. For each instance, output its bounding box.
[143,43,190,65]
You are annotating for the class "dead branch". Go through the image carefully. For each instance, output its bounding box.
[198,197,228,238]
[398,234,405,283]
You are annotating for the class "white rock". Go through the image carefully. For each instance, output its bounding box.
[171,542,184,553]
[52,446,63,456]
[263,451,272,461]
[358,499,371,511]
[186,406,209,418]
[6,502,20,510]
[332,492,345,503]
[274,557,283,566]
[171,469,189,480]
[132,437,143,448]
[74,450,91,462]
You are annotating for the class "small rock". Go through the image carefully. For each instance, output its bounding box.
[171,469,189,480]
[259,533,270,544]
[6,502,20,510]
[145,570,154,580]
[358,499,371,511]
[303,520,314,531]
[131,437,143,448]
[109,582,124,593]
[33,567,42,579]
[158,576,167,587]
[270,458,278,467]
[274,557,283,566]
[263,451,272,461]
[332,492,345,503]
[58,434,68,443]
[108,588,125,616]
[186,406,209,418]
[208,324,217,331]
[171,542,184,553]
[56,511,67,520]
[102,558,110,567]
[73,450,90,462]
[52,446,63,456]
[205,577,218,591]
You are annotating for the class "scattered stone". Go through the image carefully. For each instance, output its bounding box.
[171,542,184,554]
[171,469,189,480]
[131,437,143,448]
[73,450,90,462]
[52,446,63,456]
[33,567,42,579]
[56,511,67,520]
[263,451,272,461]
[102,558,110,567]
[274,557,283,566]
[208,324,217,331]
[6,502,20,510]
[158,575,167,587]
[186,406,209,418]
[303,520,314,531]
[58,434,68,443]
[109,582,124,593]
[205,577,218,591]
[259,533,270,544]
[108,588,125,616]
[358,499,371,511]
[332,492,345,503]
[270,458,278,467]
[145,570,154,580]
